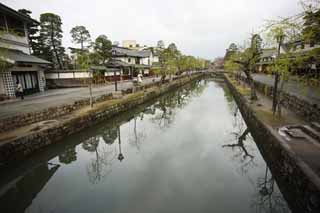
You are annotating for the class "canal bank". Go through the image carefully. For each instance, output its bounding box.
[0,74,203,169]
[224,74,320,213]
[0,78,291,213]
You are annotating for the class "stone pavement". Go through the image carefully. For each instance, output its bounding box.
[0,76,160,120]
[252,73,320,106]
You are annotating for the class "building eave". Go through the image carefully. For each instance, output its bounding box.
[0,3,39,25]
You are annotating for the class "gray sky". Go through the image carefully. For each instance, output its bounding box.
[4,0,301,59]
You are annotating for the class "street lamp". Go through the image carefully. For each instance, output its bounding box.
[111,49,118,91]
[117,126,124,162]
[88,68,94,108]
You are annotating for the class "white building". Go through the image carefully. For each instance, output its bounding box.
[0,3,51,98]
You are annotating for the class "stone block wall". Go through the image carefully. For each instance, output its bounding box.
[225,75,320,213]
[0,93,113,133]
[239,75,320,122]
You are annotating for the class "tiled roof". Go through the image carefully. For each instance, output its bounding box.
[0,48,51,64]
[0,3,39,24]
[112,46,151,58]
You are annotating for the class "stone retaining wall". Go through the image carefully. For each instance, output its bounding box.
[239,75,320,122]
[0,93,113,133]
[225,75,320,213]
[0,74,203,169]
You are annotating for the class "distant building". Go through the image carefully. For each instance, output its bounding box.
[256,48,277,73]
[112,46,151,76]
[122,40,140,50]
[0,3,51,98]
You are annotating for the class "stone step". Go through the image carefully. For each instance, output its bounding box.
[301,125,320,143]
[311,122,320,133]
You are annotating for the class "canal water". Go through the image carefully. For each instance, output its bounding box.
[0,79,291,213]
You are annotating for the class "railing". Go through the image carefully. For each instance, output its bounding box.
[0,31,28,45]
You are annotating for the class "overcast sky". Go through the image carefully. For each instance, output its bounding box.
[4,0,301,59]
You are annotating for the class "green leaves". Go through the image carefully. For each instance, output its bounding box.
[70,26,91,50]
[93,35,112,65]
[39,13,64,69]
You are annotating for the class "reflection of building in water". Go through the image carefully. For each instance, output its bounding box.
[0,163,59,213]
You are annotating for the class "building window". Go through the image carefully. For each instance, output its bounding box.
[128,58,131,63]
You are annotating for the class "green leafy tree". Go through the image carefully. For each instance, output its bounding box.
[158,43,180,82]
[70,25,91,51]
[231,34,262,100]
[39,13,64,69]
[93,35,112,65]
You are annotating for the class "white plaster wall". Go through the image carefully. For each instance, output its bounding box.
[38,70,46,91]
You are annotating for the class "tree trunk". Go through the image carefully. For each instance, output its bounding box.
[277,78,285,117]
[272,73,280,115]
[243,69,258,100]
[272,40,282,115]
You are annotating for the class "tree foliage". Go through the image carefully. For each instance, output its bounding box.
[70,25,91,51]
[93,35,112,65]
[39,13,64,69]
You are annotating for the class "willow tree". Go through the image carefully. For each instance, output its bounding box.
[232,34,262,100]
[264,12,303,114]
[158,43,180,82]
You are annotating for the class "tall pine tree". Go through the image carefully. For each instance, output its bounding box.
[39,13,64,69]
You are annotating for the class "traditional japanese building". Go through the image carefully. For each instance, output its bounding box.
[256,48,277,73]
[0,3,51,99]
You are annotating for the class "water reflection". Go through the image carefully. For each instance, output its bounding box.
[222,99,290,213]
[0,79,293,213]
[0,163,60,213]
[252,165,290,213]
[223,107,257,174]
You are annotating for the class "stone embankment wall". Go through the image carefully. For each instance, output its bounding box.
[239,75,320,122]
[0,93,113,133]
[0,74,203,169]
[225,75,320,213]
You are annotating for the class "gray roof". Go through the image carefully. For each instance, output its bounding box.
[1,48,52,65]
[106,59,131,68]
[112,46,151,58]
[0,3,39,24]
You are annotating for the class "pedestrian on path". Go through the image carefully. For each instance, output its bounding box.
[137,72,143,84]
[16,81,24,100]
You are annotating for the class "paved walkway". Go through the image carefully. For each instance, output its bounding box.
[0,77,160,120]
[251,74,320,106]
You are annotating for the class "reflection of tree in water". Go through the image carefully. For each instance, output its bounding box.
[251,165,290,213]
[151,80,207,129]
[223,108,289,213]
[222,108,257,174]
[82,136,117,184]
[129,112,146,151]
[101,126,118,145]
[58,146,77,164]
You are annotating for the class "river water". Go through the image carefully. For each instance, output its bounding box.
[0,79,291,213]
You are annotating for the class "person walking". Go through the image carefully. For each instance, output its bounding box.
[137,72,143,84]
[16,81,24,100]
